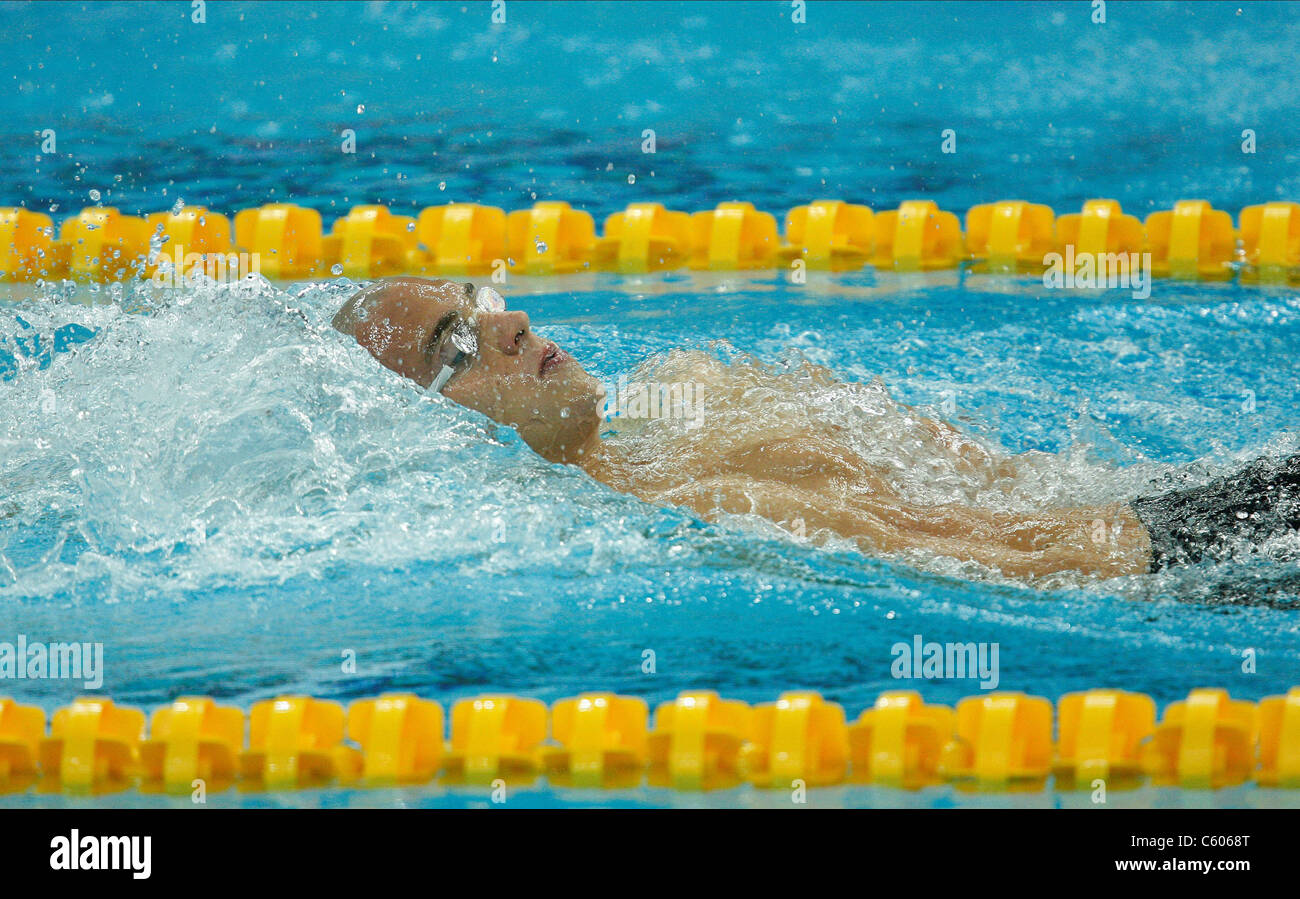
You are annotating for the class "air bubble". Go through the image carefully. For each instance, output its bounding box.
[88,189,101,201]
[331,263,344,275]
[627,174,636,184]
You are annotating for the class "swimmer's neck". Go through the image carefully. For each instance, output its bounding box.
[573,435,618,485]
[574,435,665,497]
[572,437,677,506]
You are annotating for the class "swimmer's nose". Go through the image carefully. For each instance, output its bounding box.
[482,310,532,356]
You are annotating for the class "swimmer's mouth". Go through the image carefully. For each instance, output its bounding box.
[539,342,567,377]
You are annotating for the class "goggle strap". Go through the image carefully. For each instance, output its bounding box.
[429,364,456,394]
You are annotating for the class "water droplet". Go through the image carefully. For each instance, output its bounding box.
[627,174,636,185]
[331,263,343,275]
[534,239,548,253]
[356,104,365,113]
[560,407,570,419]
[406,221,416,232]
[88,189,101,201]
[171,198,185,215]
[438,181,446,191]
[475,285,505,312]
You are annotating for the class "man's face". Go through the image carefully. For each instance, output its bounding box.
[339,277,605,463]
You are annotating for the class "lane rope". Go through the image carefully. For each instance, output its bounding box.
[2,686,1296,794]
[2,198,1298,285]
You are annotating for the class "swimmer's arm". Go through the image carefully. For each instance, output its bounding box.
[658,475,1150,579]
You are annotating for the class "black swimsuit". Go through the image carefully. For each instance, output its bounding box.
[1130,453,1300,570]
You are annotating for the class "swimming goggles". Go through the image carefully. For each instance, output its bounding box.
[428,285,505,394]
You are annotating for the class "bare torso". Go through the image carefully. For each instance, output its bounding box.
[577,352,1152,580]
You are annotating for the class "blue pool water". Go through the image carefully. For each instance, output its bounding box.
[3,1,1300,808]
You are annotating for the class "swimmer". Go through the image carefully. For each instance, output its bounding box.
[332,277,1300,580]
